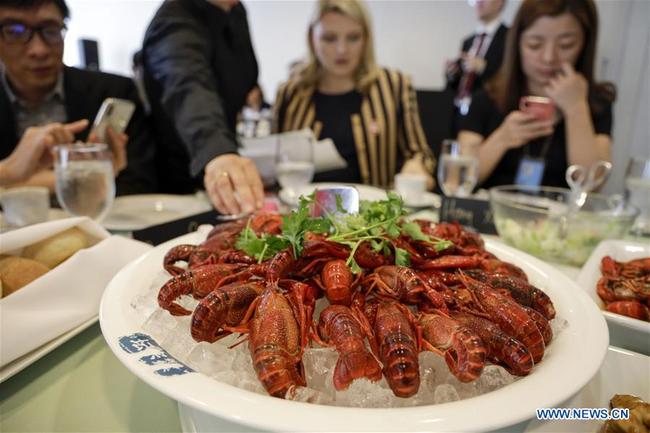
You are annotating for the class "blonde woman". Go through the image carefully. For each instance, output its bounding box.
[274,0,435,189]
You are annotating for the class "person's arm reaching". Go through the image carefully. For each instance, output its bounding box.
[144,15,263,214]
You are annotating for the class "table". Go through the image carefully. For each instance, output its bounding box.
[0,212,641,433]
[0,323,181,433]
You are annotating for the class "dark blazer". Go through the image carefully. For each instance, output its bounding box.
[142,0,258,193]
[0,66,158,195]
[446,23,508,93]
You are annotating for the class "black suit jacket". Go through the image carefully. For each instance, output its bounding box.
[0,66,158,195]
[446,23,509,93]
[142,0,258,194]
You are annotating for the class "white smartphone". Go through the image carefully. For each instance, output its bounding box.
[91,97,135,142]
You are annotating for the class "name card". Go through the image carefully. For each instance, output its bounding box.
[439,197,497,235]
[132,210,220,245]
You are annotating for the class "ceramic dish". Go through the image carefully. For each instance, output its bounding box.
[175,346,649,433]
[576,239,650,355]
[523,346,650,432]
[100,233,608,432]
[278,183,387,207]
[102,194,212,231]
[398,191,442,209]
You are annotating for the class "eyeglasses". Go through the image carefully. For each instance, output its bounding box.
[0,22,67,46]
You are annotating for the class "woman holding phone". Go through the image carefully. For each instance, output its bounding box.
[457,0,615,188]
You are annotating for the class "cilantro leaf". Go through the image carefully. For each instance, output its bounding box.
[402,221,430,242]
[395,247,411,267]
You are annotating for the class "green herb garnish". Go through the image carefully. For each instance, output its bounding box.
[234,191,452,268]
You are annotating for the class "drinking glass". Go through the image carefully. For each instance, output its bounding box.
[275,133,315,200]
[54,143,116,221]
[624,156,650,236]
[437,139,479,197]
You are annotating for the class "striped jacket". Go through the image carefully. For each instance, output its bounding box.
[274,68,435,188]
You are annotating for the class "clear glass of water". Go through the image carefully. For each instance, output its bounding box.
[437,139,479,197]
[624,156,650,236]
[275,133,315,200]
[54,143,116,221]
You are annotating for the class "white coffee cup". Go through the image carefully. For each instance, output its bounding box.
[0,186,50,228]
[394,173,427,205]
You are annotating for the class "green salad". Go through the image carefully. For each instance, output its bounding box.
[495,216,624,267]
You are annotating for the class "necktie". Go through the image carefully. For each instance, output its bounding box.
[473,32,487,58]
[456,32,488,111]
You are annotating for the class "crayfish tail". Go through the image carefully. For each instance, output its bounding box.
[332,351,383,391]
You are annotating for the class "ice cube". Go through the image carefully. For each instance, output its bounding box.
[551,316,569,336]
[433,383,460,404]
[336,378,394,408]
[185,342,229,377]
[303,347,337,390]
[142,309,178,341]
[286,386,334,405]
[476,364,515,393]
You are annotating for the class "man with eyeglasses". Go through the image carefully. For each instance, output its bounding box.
[0,0,157,194]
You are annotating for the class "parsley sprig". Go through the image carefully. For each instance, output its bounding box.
[234,192,452,269]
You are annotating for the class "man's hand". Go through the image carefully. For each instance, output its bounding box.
[462,55,487,74]
[1,119,88,184]
[88,126,127,175]
[204,154,264,215]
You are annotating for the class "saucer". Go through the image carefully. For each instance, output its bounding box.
[398,191,442,209]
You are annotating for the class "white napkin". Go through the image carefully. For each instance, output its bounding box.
[0,217,152,366]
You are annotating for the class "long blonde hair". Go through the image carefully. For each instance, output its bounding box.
[293,0,379,92]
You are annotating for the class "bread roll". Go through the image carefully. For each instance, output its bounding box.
[23,227,88,268]
[0,256,50,297]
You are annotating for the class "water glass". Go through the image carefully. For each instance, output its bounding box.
[624,156,650,236]
[437,139,479,197]
[54,143,116,221]
[275,133,315,199]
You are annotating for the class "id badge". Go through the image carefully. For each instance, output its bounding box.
[515,157,546,187]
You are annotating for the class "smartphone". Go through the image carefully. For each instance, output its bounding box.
[91,98,135,142]
[519,96,555,121]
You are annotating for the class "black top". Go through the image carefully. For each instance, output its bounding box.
[446,24,509,94]
[0,66,158,195]
[312,90,363,183]
[142,0,258,193]
[459,90,613,189]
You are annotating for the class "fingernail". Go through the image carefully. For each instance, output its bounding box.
[244,204,254,214]
[256,200,263,208]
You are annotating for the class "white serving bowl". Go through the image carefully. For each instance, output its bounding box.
[100,233,608,432]
[576,239,650,355]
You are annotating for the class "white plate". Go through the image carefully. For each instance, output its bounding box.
[576,239,650,355]
[100,234,608,432]
[278,183,387,206]
[0,315,97,383]
[176,346,650,433]
[102,194,212,231]
[523,346,650,432]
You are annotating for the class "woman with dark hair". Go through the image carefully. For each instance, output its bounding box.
[458,0,615,188]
